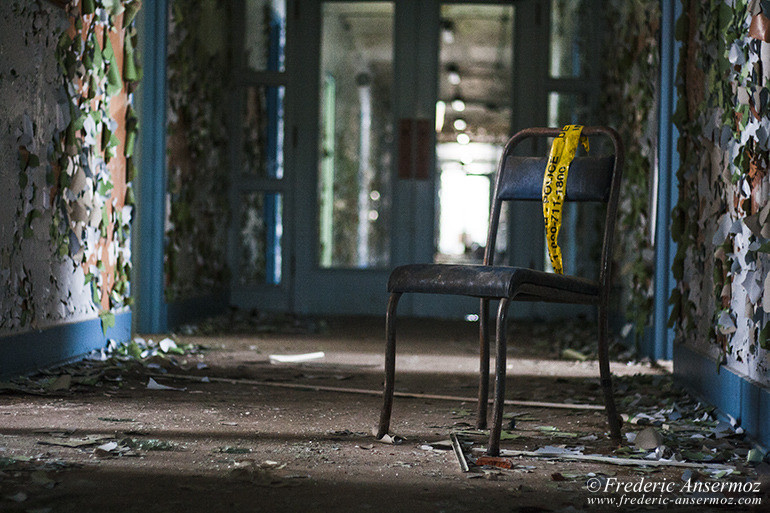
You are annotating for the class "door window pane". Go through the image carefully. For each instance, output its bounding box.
[549,0,588,78]
[435,143,502,263]
[240,192,283,284]
[435,4,513,264]
[243,85,285,178]
[318,2,394,269]
[245,0,286,72]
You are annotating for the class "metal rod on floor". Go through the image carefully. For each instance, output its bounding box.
[450,433,470,472]
[470,448,736,470]
[150,373,605,411]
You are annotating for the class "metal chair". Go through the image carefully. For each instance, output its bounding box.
[376,126,624,456]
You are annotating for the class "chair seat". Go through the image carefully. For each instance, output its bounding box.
[388,263,599,299]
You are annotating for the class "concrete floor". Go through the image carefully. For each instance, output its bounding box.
[0,316,766,512]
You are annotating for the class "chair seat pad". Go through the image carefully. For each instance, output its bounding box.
[387,264,599,299]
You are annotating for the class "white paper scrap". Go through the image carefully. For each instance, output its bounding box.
[96,442,118,452]
[159,338,178,353]
[268,351,325,364]
[147,377,186,391]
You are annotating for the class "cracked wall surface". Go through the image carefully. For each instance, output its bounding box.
[672,0,770,386]
[0,0,139,336]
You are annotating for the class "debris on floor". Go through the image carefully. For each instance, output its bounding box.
[437,371,767,505]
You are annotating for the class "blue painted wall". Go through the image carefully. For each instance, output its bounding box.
[666,0,769,451]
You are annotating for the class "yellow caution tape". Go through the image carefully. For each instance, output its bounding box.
[542,125,589,274]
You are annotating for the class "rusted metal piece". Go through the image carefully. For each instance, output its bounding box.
[477,298,490,430]
[450,433,469,473]
[397,118,432,180]
[474,456,515,470]
[488,298,509,456]
[599,301,623,445]
[397,120,412,179]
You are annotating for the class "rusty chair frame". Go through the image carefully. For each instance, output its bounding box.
[376,126,624,456]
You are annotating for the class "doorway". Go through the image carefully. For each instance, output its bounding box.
[238,0,602,318]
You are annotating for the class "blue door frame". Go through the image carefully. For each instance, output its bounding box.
[135,1,288,330]
[134,0,169,334]
[650,0,681,361]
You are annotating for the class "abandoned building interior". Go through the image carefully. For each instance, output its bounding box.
[1,0,770,511]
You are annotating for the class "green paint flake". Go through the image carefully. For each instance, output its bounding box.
[99,311,116,334]
[23,211,42,239]
[124,1,142,26]
[103,37,122,97]
[91,281,101,306]
[123,33,141,82]
[82,0,96,15]
[758,323,770,350]
[102,0,125,17]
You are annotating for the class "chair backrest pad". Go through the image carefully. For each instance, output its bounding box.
[497,155,615,202]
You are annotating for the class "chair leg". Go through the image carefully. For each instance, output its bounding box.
[487,298,510,456]
[598,302,622,444]
[377,293,402,439]
[477,299,490,429]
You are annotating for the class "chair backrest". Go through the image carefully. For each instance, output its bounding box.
[484,127,624,295]
[497,155,615,202]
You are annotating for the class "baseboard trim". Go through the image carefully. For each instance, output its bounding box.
[0,312,131,379]
[674,342,770,451]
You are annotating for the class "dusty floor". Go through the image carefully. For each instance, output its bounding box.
[0,315,768,512]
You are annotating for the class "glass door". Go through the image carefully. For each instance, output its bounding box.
[316,2,395,271]
[290,0,601,318]
[434,4,513,266]
[291,0,515,317]
[291,0,403,315]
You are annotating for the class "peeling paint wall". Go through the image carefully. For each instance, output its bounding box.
[0,0,140,336]
[1,2,77,332]
[671,0,770,386]
[164,0,231,301]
